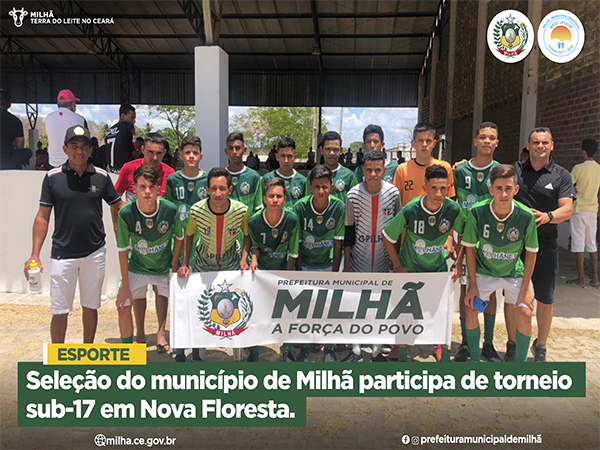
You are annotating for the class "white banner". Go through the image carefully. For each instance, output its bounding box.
[170,271,454,348]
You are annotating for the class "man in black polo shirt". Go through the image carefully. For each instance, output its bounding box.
[24,125,123,343]
[0,89,31,170]
[514,127,575,362]
[105,104,137,171]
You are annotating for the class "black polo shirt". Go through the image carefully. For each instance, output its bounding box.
[40,163,121,259]
[515,157,576,248]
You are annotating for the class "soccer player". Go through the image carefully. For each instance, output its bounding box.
[106,104,137,171]
[462,165,538,363]
[294,165,346,362]
[453,122,501,362]
[262,137,306,208]
[311,131,358,202]
[224,132,263,213]
[355,124,398,183]
[383,165,465,362]
[116,165,179,351]
[166,135,208,362]
[248,177,300,362]
[343,151,401,362]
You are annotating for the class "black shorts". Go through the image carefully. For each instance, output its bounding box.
[531,247,559,305]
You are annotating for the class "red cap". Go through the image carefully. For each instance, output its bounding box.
[57,89,80,103]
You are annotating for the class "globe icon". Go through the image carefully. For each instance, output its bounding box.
[94,434,106,446]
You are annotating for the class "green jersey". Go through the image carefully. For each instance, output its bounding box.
[355,160,399,184]
[454,160,500,210]
[462,198,538,278]
[166,170,208,266]
[227,166,263,213]
[248,209,300,270]
[309,164,358,202]
[293,195,345,269]
[117,198,179,276]
[262,170,307,208]
[383,196,465,273]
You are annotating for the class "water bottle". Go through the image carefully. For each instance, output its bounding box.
[29,261,42,293]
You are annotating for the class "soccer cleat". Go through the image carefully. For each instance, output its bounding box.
[381,344,392,355]
[175,353,186,362]
[340,352,363,362]
[246,352,259,362]
[504,341,516,362]
[433,344,443,362]
[531,339,547,362]
[371,353,387,362]
[481,343,502,362]
[323,348,337,362]
[296,348,310,363]
[454,343,470,362]
[282,352,296,362]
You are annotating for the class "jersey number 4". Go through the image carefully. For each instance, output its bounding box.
[303,218,314,231]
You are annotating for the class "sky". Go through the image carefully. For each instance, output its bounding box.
[11,104,418,147]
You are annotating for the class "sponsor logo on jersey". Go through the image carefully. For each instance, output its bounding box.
[412,239,444,256]
[482,244,518,261]
[240,181,250,195]
[326,218,336,230]
[264,248,287,259]
[134,239,168,255]
[538,10,585,64]
[439,219,450,234]
[463,194,477,210]
[145,219,153,229]
[477,172,485,182]
[198,280,253,338]
[487,10,534,63]
[507,227,520,242]
[158,221,169,234]
[335,179,345,192]
[303,235,332,250]
[357,234,382,243]
[291,186,302,199]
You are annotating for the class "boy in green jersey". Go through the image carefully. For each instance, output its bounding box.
[262,137,306,208]
[383,165,465,362]
[355,124,398,184]
[310,131,358,202]
[462,165,538,363]
[293,166,346,362]
[247,177,300,361]
[116,166,180,351]
[166,136,208,362]
[453,122,502,362]
[224,132,263,213]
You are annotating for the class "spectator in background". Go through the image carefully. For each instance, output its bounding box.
[105,104,136,171]
[134,137,144,159]
[345,148,353,169]
[266,147,279,171]
[45,89,87,169]
[90,137,107,170]
[303,152,316,171]
[356,149,364,167]
[397,151,405,164]
[520,147,529,163]
[246,151,260,170]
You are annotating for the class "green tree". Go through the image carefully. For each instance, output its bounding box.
[146,105,195,152]
[158,128,179,155]
[135,122,152,139]
[349,141,363,152]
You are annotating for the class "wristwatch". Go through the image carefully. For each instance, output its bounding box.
[547,211,554,223]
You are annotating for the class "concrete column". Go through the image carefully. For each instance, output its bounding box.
[195,46,229,170]
[428,36,440,126]
[471,0,489,157]
[27,128,39,170]
[519,0,542,151]
[444,0,458,162]
[418,73,425,122]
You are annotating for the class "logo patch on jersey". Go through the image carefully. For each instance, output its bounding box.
[412,239,444,256]
[271,228,279,239]
[232,176,238,186]
[507,227,520,242]
[281,231,288,243]
[291,187,302,199]
[228,228,238,237]
[145,219,154,229]
[187,182,195,192]
[326,218,335,230]
[158,221,169,234]
[463,194,477,209]
[497,222,505,233]
[198,280,253,338]
[477,172,485,182]
[240,182,250,195]
[482,243,518,261]
[428,216,436,227]
[316,215,324,225]
[336,179,345,192]
[89,185,98,193]
[134,239,168,256]
[205,227,211,236]
[284,180,290,190]
[198,187,207,200]
[383,206,395,217]
[439,219,450,234]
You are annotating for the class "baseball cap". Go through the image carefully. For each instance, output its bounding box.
[64,125,92,145]
[57,89,80,103]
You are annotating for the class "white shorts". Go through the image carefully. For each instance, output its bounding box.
[50,246,106,315]
[475,274,526,307]
[570,212,598,253]
[121,272,169,306]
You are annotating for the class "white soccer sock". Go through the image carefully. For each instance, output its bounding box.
[352,344,361,355]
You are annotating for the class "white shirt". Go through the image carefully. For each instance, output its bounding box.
[46,107,86,167]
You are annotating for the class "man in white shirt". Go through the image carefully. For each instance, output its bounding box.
[46,89,87,168]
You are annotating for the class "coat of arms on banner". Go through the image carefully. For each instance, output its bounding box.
[198,280,253,338]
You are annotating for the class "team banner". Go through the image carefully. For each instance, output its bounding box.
[170,271,454,348]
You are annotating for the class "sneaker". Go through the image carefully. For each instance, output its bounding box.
[282,352,296,362]
[504,341,516,362]
[481,343,502,362]
[246,352,259,362]
[454,343,470,362]
[297,348,310,363]
[371,353,387,362]
[433,344,443,362]
[340,352,363,362]
[323,348,337,362]
[175,353,186,362]
[310,344,322,353]
[531,338,547,362]
[381,344,392,355]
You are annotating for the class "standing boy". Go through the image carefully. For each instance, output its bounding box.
[262,137,306,208]
[355,124,398,183]
[224,132,263,213]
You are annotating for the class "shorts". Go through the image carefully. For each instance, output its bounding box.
[570,212,598,253]
[50,246,106,315]
[302,266,332,272]
[475,274,526,307]
[531,247,558,305]
[121,272,169,307]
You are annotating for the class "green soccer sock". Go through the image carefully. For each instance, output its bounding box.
[441,347,450,362]
[515,330,532,363]
[484,313,496,345]
[460,317,468,345]
[121,336,134,344]
[282,343,292,354]
[398,347,408,362]
[301,344,310,350]
[465,327,481,362]
[175,348,185,356]
[324,344,333,350]
[249,346,259,355]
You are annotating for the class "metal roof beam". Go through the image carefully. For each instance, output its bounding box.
[2,51,424,57]
[8,33,430,39]
[177,0,205,45]
[74,12,438,19]
[309,0,323,71]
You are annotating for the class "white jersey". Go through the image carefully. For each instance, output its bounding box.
[345,181,401,272]
[46,107,86,167]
